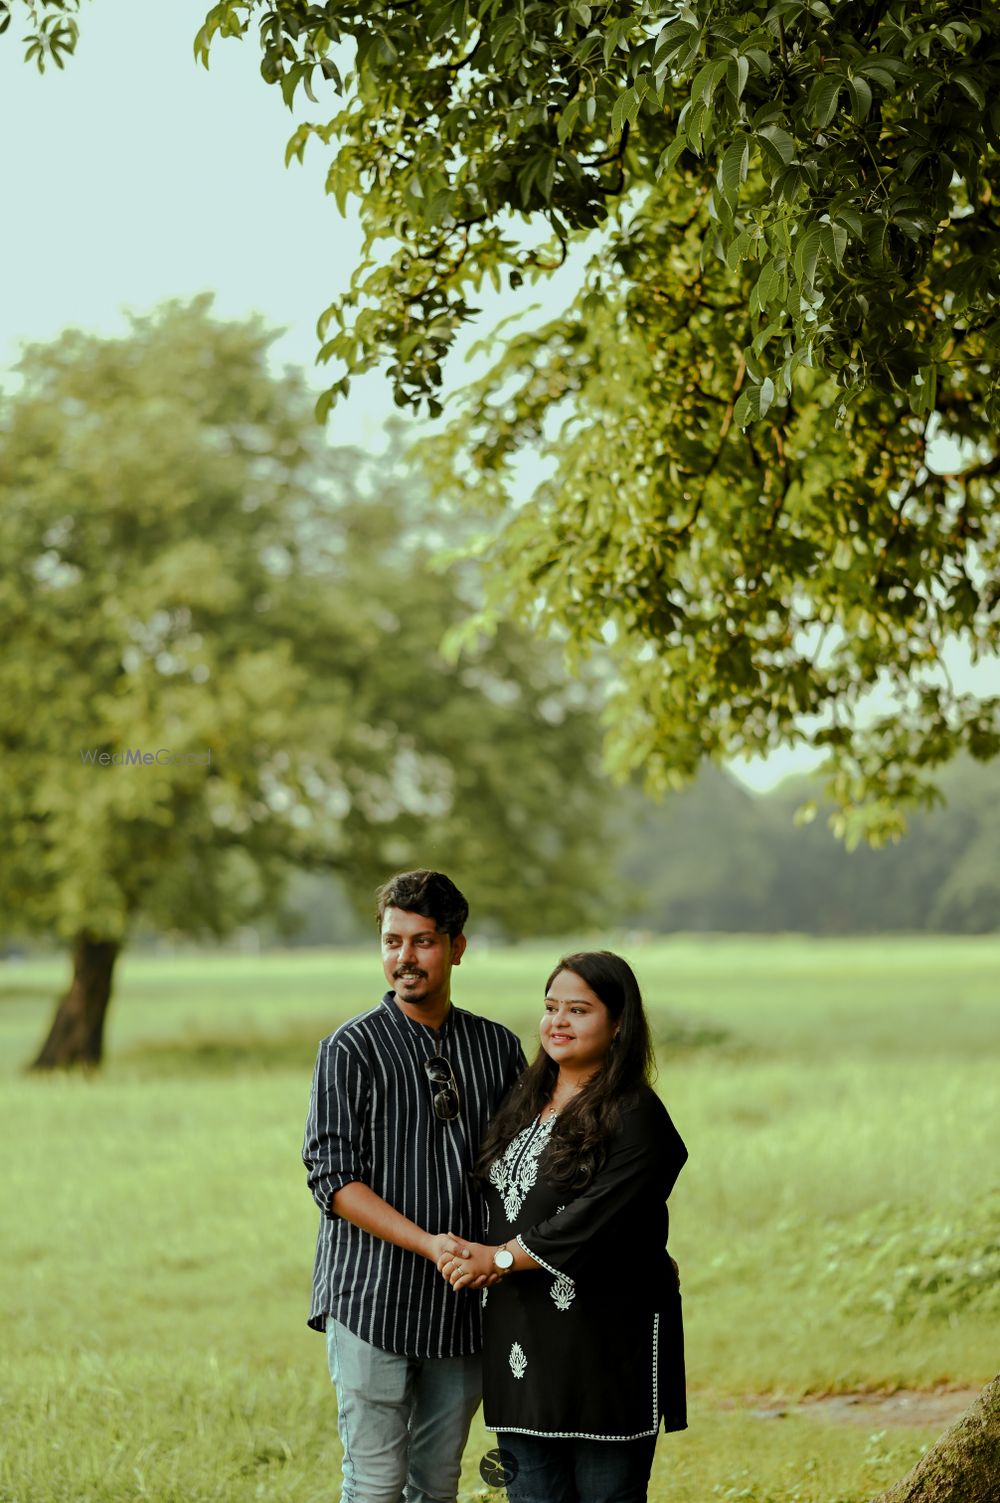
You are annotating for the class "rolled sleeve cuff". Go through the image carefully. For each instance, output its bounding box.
[309,1168,363,1219]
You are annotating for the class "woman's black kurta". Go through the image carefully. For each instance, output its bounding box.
[481,1085,687,1441]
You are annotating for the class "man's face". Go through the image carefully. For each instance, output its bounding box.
[380,905,465,1007]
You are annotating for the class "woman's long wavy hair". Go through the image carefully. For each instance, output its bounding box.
[475,950,655,1194]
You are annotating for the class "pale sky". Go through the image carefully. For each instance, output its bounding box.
[3,2,994,794]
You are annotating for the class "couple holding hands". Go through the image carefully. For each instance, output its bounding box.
[303,869,687,1503]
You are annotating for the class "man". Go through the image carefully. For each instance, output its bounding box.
[303,868,526,1503]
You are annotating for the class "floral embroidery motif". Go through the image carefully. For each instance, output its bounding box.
[551,1273,576,1311]
[509,1341,527,1379]
[481,1287,488,1308]
[489,1116,557,1221]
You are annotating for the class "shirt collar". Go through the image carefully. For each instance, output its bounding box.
[380,990,456,1048]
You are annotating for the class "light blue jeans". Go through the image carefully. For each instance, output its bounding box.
[325,1317,483,1503]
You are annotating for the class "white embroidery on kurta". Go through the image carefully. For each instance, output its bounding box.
[489,1116,557,1221]
[509,1341,527,1379]
[551,1272,575,1311]
[481,1287,488,1308]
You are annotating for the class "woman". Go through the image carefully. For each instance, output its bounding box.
[438,950,687,1503]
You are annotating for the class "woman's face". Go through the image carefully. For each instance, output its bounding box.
[540,968,618,1074]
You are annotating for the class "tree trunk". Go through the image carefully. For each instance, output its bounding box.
[872,1375,999,1503]
[29,933,120,1070]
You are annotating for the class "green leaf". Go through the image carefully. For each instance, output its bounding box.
[726,54,749,104]
[953,72,986,110]
[557,96,582,146]
[755,261,781,307]
[863,216,890,269]
[691,58,727,108]
[611,86,639,137]
[757,123,795,167]
[794,224,824,291]
[725,229,753,273]
[745,48,771,79]
[655,134,689,179]
[821,221,848,267]
[858,63,901,89]
[810,74,841,129]
[909,362,938,416]
[538,153,556,204]
[733,385,759,427]
[718,137,749,204]
[834,206,863,236]
[846,76,872,123]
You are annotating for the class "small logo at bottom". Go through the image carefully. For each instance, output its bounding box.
[479,1447,518,1488]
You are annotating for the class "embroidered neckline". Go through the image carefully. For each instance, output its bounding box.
[489,1113,557,1222]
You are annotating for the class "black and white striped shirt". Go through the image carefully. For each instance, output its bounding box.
[303,990,526,1357]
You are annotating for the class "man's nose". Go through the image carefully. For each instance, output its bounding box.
[399,939,417,963]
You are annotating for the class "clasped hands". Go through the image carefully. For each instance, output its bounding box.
[427,1231,502,1291]
[426,1231,682,1293]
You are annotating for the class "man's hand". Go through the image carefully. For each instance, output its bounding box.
[438,1240,497,1291]
[427,1233,498,1290]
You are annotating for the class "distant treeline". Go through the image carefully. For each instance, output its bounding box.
[4,756,995,955]
[613,756,999,935]
[261,754,1000,942]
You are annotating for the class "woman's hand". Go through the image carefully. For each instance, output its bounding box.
[436,1240,499,1290]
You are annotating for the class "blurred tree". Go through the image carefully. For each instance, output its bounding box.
[612,766,778,933]
[611,756,999,935]
[0,299,609,1069]
[185,1,1000,840]
[923,760,1000,932]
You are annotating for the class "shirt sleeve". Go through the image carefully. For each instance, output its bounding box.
[516,1098,687,1279]
[302,1036,370,1219]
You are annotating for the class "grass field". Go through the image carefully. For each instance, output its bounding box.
[1,936,997,1503]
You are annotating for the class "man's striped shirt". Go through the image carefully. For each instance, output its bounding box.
[303,991,526,1357]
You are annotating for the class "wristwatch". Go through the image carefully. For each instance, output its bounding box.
[492,1242,514,1273]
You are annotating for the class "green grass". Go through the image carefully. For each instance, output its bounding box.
[1,936,997,1501]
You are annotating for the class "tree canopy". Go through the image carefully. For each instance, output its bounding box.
[187,1,1000,840]
[191,2,1000,424]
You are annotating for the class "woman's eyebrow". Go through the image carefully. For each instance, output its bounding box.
[544,994,594,1005]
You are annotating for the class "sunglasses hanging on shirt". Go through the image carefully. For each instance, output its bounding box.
[423,1054,461,1121]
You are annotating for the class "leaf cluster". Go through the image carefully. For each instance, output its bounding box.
[418,197,1000,839]
[197,1,1000,425]
[2,0,82,69]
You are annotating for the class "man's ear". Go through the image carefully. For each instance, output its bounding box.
[451,933,467,966]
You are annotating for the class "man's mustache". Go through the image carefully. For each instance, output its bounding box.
[395,968,427,979]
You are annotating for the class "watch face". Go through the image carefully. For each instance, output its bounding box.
[494,1249,514,1269]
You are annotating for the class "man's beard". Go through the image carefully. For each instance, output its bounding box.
[395,969,429,998]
